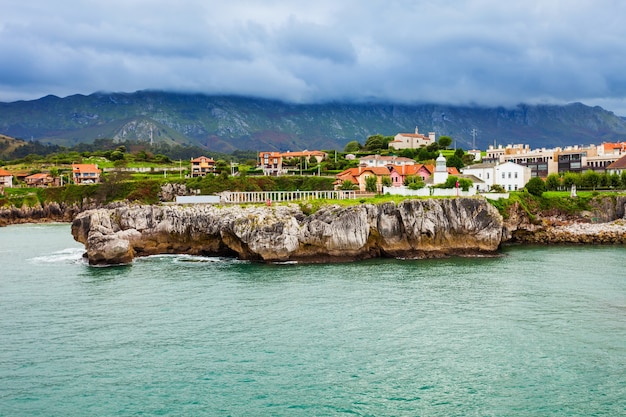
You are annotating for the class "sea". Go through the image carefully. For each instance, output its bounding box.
[0,223,625,417]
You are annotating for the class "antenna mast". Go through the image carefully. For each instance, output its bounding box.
[471,128,477,149]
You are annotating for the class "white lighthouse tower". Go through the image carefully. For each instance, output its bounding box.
[433,153,448,185]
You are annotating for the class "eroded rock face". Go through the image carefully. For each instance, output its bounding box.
[71,198,506,265]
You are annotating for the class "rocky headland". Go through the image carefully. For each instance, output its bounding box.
[70,198,506,265]
[4,192,626,265]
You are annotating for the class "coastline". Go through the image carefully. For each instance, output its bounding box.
[3,195,626,265]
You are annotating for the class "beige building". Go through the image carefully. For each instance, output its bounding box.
[388,127,436,150]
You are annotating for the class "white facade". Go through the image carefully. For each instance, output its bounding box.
[495,162,530,191]
[433,153,448,185]
[388,127,436,150]
[462,161,530,192]
[359,155,415,167]
[461,163,496,192]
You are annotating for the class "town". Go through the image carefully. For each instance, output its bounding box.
[2,126,626,202]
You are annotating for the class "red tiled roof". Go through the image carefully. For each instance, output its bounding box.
[26,173,51,179]
[72,164,101,173]
[0,168,12,176]
[191,156,215,163]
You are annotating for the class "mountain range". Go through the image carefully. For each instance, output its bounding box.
[1,90,626,153]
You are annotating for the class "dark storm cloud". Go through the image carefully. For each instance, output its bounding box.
[2,0,626,114]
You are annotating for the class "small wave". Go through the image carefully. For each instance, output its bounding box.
[271,260,299,265]
[30,247,85,264]
[136,254,242,264]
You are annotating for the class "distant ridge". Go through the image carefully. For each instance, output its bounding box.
[1,90,626,152]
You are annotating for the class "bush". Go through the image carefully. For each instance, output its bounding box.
[525,177,546,196]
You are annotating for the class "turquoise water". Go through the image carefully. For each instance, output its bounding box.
[1,223,625,416]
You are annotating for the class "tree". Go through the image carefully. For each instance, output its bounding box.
[365,175,378,193]
[525,177,546,196]
[364,134,385,151]
[438,136,452,149]
[454,148,465,158]
[344,141,361,153]
[563,172,580,189]
[446,155,464,170]
[405,175,425,190]
[545,173,561,191]
[339,180,357,190]
[581,169,600,190]
[381,176,392,187]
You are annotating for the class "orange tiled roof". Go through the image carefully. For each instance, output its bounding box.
[72,163,101,173]
[26,173,51,179]
[191,156,215,163]
[447,167,460,175]
[0,168,12,176]
[390,164,425,176]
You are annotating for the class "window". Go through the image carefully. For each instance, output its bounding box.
[514,172,518,178]
[502,172,505,179]
[508,172,511,178]
[486,172,490,179]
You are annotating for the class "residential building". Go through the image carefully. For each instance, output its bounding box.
[190,156,216,177]
[606,153,626,176]
[485,144,556,177]
[281,150,327,165]
[495,162,531,191]
[25,173,56,187]
[258,150,327,175]
[388,127,436,150]
[259,151,283,176]
[585,142,626,171]
[389,164,433,187]
[334,166,391,192]
[0,168,13,188]
[462,161,531,192]
[484,142,626,177]
[359,155,416,168]
[72,164,101,184]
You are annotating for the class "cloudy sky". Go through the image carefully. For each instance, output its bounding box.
[2,0,626,115]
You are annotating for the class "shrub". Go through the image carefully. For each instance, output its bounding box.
[525,177,546,196]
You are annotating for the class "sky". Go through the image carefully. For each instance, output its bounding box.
[2,0,626,115]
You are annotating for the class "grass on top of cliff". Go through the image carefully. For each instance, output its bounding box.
[487,190,620,220]
[296,194,451,215]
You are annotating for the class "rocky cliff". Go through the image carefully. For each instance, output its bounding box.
[0,202,82,226]
[71,198,505,265]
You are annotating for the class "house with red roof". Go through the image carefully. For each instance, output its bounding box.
[72,164,101,184]
[334,166,391,192]
[25,172,56,187]
[389,164,432,187]
[190,156,216,177]
[388,127,436,150]
[606,153,626,176]
[0,168,13,188]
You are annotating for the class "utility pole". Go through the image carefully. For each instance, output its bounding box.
[471,128,478,149]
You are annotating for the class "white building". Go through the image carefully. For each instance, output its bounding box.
[462,161,530,192]
[358,155,415,167]
[433,153,448,185]
[388,127,436,150]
